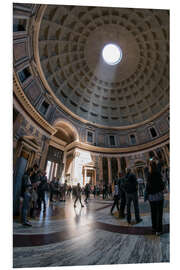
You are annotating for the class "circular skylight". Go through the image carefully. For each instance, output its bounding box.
[102,44,122,65]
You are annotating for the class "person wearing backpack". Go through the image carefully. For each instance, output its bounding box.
[124,168,143,225]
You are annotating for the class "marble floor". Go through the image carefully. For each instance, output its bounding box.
[13,193,170,268]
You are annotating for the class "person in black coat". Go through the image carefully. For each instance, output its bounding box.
[145,159,165,236]
[124,168,142,225]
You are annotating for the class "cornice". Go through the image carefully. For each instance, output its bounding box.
[13,71,57,135]
[65,133,169,155]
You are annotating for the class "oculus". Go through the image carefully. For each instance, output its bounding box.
[102,43,122,65]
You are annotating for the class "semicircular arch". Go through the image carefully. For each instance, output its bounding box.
[53,118,79,144]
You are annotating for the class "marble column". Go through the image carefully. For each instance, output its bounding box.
[83,168,85,186]
[165,144,169,157]
[71,151,80,185]
[159,148,166,167]
[49,161,53,182]
[142,167,145,180]
[162,146,169,167]
[94,169,96,186]
[52,162,57,179]
[153,149,159,159]
[125,156,130,169]
[98,156,103,181]
[61,151,66,182]
[117,157,121,176]
[84,168,87,185]
[107,157,112,185]
[71,151,76,183]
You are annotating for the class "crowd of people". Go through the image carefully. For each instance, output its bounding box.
[110,157,168,236]
[19,158,169,236]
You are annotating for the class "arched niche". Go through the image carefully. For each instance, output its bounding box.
[134,160,146,179]
[53,119,79,144]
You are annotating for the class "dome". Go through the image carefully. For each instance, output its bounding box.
[38,6,169,127]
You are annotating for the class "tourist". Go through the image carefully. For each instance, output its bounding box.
[109,184,112,197]
[118,172,126,219]
[74,183,84,208]
[166,168,170,191]
[37,171,48,212]
[21,168,33,198]
[30,164,40,185]
[144,158,165,236]
[53,178,60,201]
[124,168,142,225]
[137,177,145,197]
[96,185,100,197]
[30,185,38,218]
[93,185,97,198]
[84,183,91,203]
[62,180,68,202]
[110,179,120,215]
[49,178,56,202]
[102,184,106,199]
[21,184,33,226]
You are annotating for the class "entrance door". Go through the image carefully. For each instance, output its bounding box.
[13,156,28,215]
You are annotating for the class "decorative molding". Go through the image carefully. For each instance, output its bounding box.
[13,71,57,135]
[65,134,169,156]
